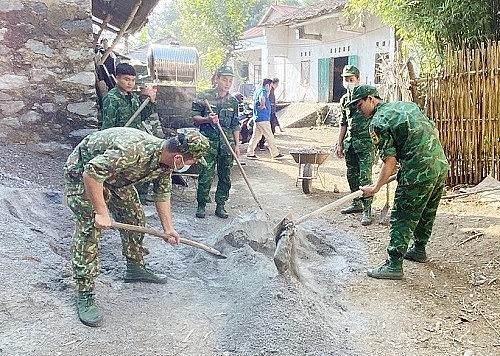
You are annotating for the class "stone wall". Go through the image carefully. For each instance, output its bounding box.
[0,0,95,147]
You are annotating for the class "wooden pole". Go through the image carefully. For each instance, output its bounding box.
[98,0,142,66]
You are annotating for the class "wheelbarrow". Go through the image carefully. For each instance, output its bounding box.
[290,148,331,194]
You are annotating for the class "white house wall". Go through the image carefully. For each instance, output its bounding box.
[264,14,394,102]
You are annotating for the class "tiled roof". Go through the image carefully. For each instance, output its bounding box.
[243,27,264,40]
[261,0,348,27]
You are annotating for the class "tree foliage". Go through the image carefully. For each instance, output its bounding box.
[345,0,496,72]
[173,0,260,75]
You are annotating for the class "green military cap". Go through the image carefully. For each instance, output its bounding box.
[348,85,380,106]
[341,64,360,78]
[178,131,210,166]
[216,65,234,77]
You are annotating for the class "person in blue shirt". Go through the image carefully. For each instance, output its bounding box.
[246,78,284,160]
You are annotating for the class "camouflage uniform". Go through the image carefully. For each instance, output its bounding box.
[370,101,449,261]
[192,89,240,207]
[101,87,156,130]
[64,128,172,292]
[101,86,157,200]
[339,91,375,209]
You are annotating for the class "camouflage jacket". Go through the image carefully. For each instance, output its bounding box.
[369,102,449,186]
[64,127,172,201]
[192,89,240,149]
[339,91,373,152]
[101,87,155,130]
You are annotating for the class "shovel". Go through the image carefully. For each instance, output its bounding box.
[111,221,227,259]
[204,99,264,210]
[379,182,390,225]
[273,174,397,275]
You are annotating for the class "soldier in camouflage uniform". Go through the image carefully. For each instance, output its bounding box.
[64,127,209,327]
[192,66,241,219]
[350,85,449,280]
[334,65,376,225]
[101,63,157,130]
[100,62,159,203]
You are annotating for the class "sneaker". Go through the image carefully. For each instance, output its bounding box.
[77,291,103,327]
[124,261,168,284]
[247,155,259,159]
[273,154,285,159]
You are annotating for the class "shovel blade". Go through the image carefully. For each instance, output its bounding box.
[274,213,292,243]
[379,203,390,225]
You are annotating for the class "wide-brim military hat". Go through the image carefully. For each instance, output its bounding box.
[348,85,380,106]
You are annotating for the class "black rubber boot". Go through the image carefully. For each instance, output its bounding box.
[340,200,363,214]
[360,208,373,226]
[215,204,228,219]
[195,204,206,218]
[124,261,167,284]
[367,258,404,280]
[405,243,427,262]
[77,291,103,327]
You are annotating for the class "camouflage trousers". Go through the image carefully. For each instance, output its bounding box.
[67,186,147,292]
[345,145,375,208]
[196,143,233,206]
[388,172,447,260]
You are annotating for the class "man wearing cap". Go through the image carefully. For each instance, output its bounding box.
[350,85,449,280]
[64,127,209,327]
[192,65,241,219]
[334,65,375,225]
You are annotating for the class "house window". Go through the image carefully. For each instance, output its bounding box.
[374,52,389,84]
[300,60,310,86]
[253,64,262,86]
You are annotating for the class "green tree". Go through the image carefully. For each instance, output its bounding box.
[173,0,260,75]
[346,0,495,73]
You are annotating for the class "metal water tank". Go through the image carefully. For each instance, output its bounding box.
[147,44,199,83]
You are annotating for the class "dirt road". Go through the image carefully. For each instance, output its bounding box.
[0,126,498,355]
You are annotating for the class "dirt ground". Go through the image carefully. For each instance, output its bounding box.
[0,126,498,356]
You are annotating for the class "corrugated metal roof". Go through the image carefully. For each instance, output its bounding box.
[92,0,160,34]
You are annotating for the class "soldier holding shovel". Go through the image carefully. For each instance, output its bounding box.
[64,128,209,326]
[350,85,449,280]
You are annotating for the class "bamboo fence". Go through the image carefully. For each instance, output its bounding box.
[422,42,500,185]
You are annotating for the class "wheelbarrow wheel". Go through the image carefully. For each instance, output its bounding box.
[302,163,313,194]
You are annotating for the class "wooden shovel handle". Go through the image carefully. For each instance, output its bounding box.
[110,221,227,258]
[204,99,264,210]
[295,174,397,225]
